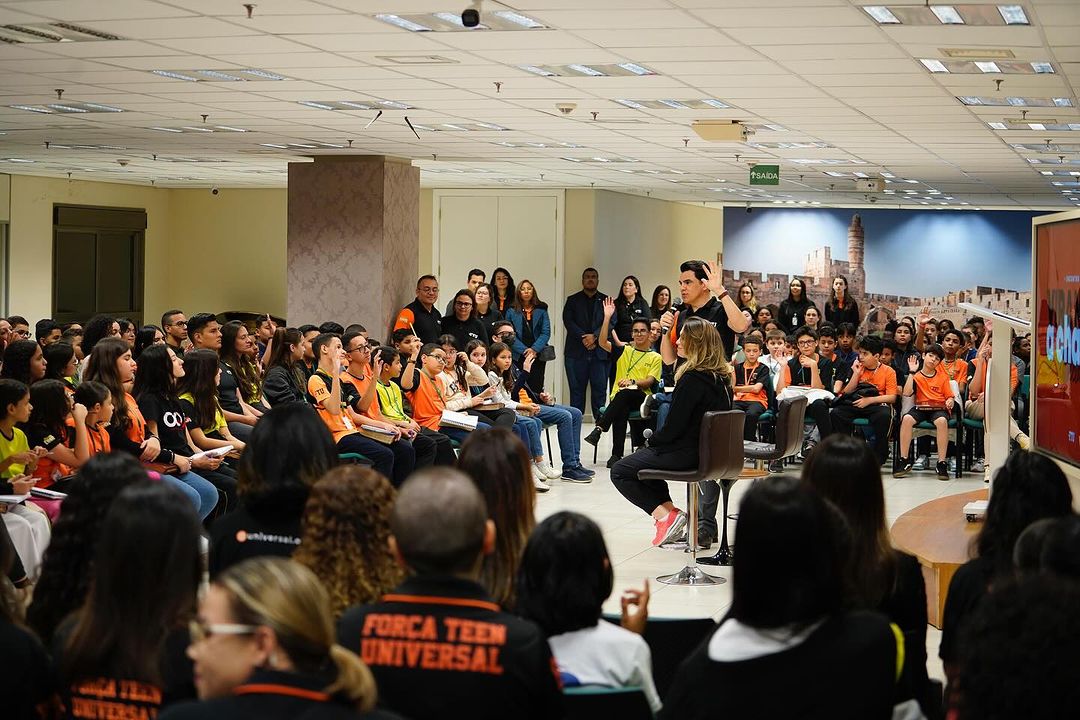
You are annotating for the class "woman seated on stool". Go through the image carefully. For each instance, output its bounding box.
[609,317,732,546]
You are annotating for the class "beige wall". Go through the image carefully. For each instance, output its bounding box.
[0,174,10,223]
[419,188,434,276]
[5,174,286,325]
[163,188,287,323]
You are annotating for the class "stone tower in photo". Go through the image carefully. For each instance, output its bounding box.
[846,213,866,297]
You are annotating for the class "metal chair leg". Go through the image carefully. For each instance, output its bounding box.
[657,483,723,586]
[699,478,736,566]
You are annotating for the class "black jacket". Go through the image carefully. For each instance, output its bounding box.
[825,298,861,328]
[650,369,732,455]
[562,290,608,360]
[263,365,307,407]
[159,669,402,720]
[778,297,814,333]
[439,315,489,351]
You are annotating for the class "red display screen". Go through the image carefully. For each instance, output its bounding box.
[1035,218,1080,466]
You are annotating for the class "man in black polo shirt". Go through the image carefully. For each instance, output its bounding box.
[653,259,749,551]
[337,468,562,720]
[394,275,442,344]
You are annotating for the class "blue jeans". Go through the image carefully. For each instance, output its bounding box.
[652,392,673,431]
[565,353,610,420]
[536,403,583,468]
[513,415,544,458]
[164,471,219,521]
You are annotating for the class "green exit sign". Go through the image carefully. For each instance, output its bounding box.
[749,165,780,185]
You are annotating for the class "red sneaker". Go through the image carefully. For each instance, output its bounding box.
[652,509,687,546]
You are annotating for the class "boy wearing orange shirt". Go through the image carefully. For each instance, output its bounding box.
[733,337,771,440]
[830,335,898,466]
[895,343,955,479]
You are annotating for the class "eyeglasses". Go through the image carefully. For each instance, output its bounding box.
[797,339,816,346]
[454,301,473,308]
[348,345,369,354]
[426,354,447,362]
[14,329,30,338]
[631,328,649,334]
[171,320,188,327]
[188,620,257,643]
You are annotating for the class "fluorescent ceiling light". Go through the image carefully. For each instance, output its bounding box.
[475,122,507,130]
[181,126,214,132]
[440,124,467,131]
[701,99,730,109]
[80,102,122,112]
[1007,97,1026,106]
[433,12,470,27]
[288,143,317,148]
[149,126,183,133]
[988,122,1007,130]
[197,70,244,81]
[240,69,286,80]
[614,99,647,109]
[931,6,964,24]
[378,100,412,109]
[151,69,200,81]
[299,101,336,110]
[48,104,88,113]
[259,143,288,149]
[568,64,605,76]
[617,63,653,76]
[998,5,1029,24]
[214,126,247,132]
[863,6,901,24]
[880,171,896,178]
[491,11,545,28]
[762,124,787,131]
[339,101,376,110]
[657,100,688,109]
[376,14,432,32]
[824,171,847,177]
[1031,62,1054,74]
[10,104,52,113]
[1029,123,1046,130]
[975,61,1001,73]
[1054,98,1073,107]
[4,158,35,163]
[519,65,557,77]
[562,157,583,163]
[920,59,949,73]
[958,96,983,105]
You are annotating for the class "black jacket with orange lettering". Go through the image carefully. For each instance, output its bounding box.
[159,669,402,720]
[336,575,563,720]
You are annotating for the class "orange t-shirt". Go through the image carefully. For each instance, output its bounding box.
[308,372,357,442]
[859,362,898,397]
[32,416,75,484]
[940,358,968,385]
[911,367,953,408]
[405,371,446,431]
[971,358,1018,395]
[87,423,111,456]
[341,370,384,422]
[734,362,769,409]
[123,392,148,444]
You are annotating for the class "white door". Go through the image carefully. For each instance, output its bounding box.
[437,196,498,296]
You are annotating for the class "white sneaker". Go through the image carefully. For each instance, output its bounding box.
[972,458,985,472]
[531,464,551,492]
[913,454,929,471]
[535,459,560,480]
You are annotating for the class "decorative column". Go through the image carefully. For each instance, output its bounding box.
[286,156,419,334]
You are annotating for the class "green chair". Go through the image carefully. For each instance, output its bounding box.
[563,686,652,720]
[338,452,371,465]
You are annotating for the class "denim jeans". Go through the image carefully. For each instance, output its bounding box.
[513,415,544,457]
[652,392,673,431]
[536,403,583,467]
[165,471,220,521]
[565,353,610,420]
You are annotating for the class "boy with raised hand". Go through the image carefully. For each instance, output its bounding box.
[374,347,456,466]
[829,335,898,466]
[732,337,771,440]
[895,343,954,480]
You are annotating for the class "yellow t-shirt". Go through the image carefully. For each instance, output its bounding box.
[610,347,663,400]
[0,426,30,479]
[177,392,227,434]
[376,381,409,423]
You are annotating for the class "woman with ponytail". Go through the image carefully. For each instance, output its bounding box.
[161,556,396,720]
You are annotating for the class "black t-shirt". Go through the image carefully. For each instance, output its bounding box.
[21,421,68,452]
[0,620,54,720]
[677,296,736,359]
[159,669,403,720]
[939,555,994,665]
[137,393,191,456]
[217,361,243,414]
[440,316,488,351]
[785,355,836,390]
[614,296,650,341]
[336,575,563,720]
[662,611,897,720]
[208,504,304,578]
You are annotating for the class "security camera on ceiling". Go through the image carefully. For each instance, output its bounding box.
[555,102,577,115]
[854,178,885,193]
[210,186,220,196]
[462,0,482,27]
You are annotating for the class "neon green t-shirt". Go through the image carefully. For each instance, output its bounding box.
[610,347,663,400]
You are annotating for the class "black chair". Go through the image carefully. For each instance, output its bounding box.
[639,410,745,585]
[740,395,808,479]
[563,686,652,720]
[602,614,717,700]
[697,399,805,568]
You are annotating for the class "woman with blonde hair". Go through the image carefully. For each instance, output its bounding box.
[161,556,395,720]
[611,318,733,545]
[294,466,403,618]
[736,282,758,314]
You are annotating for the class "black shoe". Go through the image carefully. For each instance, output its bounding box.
[584,427,603,447]
[605,454,622,469]
[696,531,715,550]
[893,457,914,478]
[936,461,950,480]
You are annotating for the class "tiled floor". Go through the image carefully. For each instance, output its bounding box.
[536,431,986,683]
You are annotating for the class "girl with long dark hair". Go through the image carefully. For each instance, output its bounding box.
[178,349,246,455]
[79,314,119,358]
[778,277,813,332]
[43,341,78,391]
[22,380,89,514]
[133,325,165,360]
[0,340,46,386]
[650,285,672,319]
[218,321,262,440]
[262,327,307,406]
[825,275,861,327]
[56,482,201,717]
[505,279,552,391]
[490,266,515,315]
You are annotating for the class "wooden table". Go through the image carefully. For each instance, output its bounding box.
[890,489,987,629]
